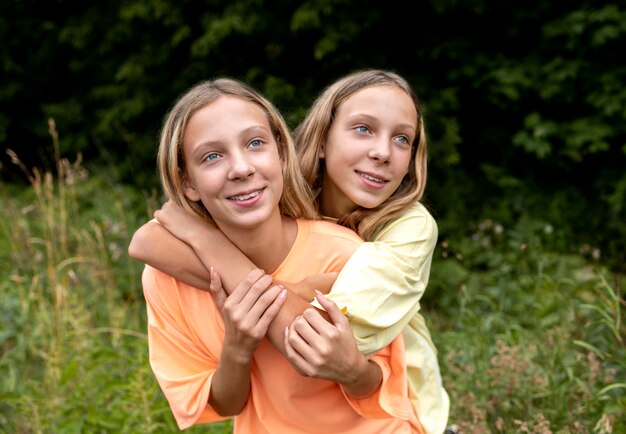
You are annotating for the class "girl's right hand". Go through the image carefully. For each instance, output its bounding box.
[211,267,287,364]
[154,199,210,245]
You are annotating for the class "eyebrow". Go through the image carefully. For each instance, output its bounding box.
[239,125,272,137]
[346,113,416,133]
[189,124,273,158]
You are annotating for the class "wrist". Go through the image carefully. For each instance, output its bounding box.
[221,341,254,366]
[341,357,381,398]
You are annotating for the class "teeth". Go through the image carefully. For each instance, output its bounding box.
[230,191,260,201]
[359,172,385,183]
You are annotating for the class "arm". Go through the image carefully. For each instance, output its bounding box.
[130,200,332,356]
[129,220,334,298]
[285,291,382,398]
[312,203,438,355]
[285,292,412,420]
[207,268,286,415]
[128,201,255,292]
[143,266,285,423]
[129,220,213,290]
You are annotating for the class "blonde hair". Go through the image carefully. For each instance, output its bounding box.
[158,78,316,222]
[295,70,428,240]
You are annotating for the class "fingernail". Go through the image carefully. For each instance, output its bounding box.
[279,289,287,300]
[315,290,324,298]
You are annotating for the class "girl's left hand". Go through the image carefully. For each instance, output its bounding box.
[284,291,367,385]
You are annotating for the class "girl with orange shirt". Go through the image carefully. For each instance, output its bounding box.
[140,77,420,432]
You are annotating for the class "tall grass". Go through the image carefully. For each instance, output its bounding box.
[1,122,624,433]
[0,120,231,433]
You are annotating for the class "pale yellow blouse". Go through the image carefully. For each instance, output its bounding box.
[313,202,449,434]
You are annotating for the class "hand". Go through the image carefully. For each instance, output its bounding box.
[284,291,368,385]
[213,268,287,364]
[154,199,210,245]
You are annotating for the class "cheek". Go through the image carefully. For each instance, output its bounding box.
[399,152,412,177]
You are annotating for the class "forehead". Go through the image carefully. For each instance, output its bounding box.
[338,85,417,122]
[189,95,268,127]
[184,95,271,143]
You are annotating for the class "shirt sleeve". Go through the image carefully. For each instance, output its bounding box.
[340,335,412,420]
[312,204,438,356]
[142,267,229,429]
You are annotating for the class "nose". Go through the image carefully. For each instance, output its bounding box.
[227,150,256,180]
[368,137,391,164]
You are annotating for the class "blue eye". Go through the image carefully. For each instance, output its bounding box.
[204,152,220,162]
[395,135,410,145]
[248,139,262,148]
[355,126,370,134]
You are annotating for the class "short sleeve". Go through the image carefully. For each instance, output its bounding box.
[312,203,438,355]
[340,335,412,420]
[143,266,229,429]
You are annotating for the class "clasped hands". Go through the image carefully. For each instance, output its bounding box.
[210,267,368,388]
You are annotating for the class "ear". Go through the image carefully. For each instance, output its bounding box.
[319,146,325,159]
[181,173,201,202]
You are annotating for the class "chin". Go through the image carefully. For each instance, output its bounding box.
[353,199,383,210]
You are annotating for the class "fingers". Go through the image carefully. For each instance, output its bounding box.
[314,290,349,329]
[221,269,286,342]
[292,309,328,344]
[284,323,314,376]
[209,267,227,309]
[153,201,178,230]
[253,287,287,333]
[288,314,332,364]
[226,269,269,305]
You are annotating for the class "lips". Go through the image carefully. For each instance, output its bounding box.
[356,170,388,184]
[227,188,264,201]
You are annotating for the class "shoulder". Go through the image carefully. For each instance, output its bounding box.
[284,219,363,277]
[305,219,363,244]
[374,201,437,242]
[142,265,178,308]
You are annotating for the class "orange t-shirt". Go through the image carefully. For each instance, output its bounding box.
[143,219,423,433]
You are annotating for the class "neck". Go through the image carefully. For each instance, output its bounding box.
[319,174,356,219]
[221,212,297,273]
[318,192,352,220]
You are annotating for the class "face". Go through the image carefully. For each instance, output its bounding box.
[181,95,284,232]
[319,85,417,218]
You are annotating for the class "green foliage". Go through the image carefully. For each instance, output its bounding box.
[1,1,625,269]
[426,215,626,432]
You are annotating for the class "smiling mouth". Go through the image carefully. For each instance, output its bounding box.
[356,171,387,184]
[228,189,262,201]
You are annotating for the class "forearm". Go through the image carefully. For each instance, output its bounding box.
[208,350,253,416]
[186,227,258,292]
[188,231,331,357]
[128,221,212,290]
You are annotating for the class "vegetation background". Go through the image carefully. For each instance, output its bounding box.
[1,0,624,432]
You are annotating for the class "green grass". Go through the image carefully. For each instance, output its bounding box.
[0,150,623,433]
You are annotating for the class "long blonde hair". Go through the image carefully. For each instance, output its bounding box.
[158,78,316,222]
[295,70,428,240]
